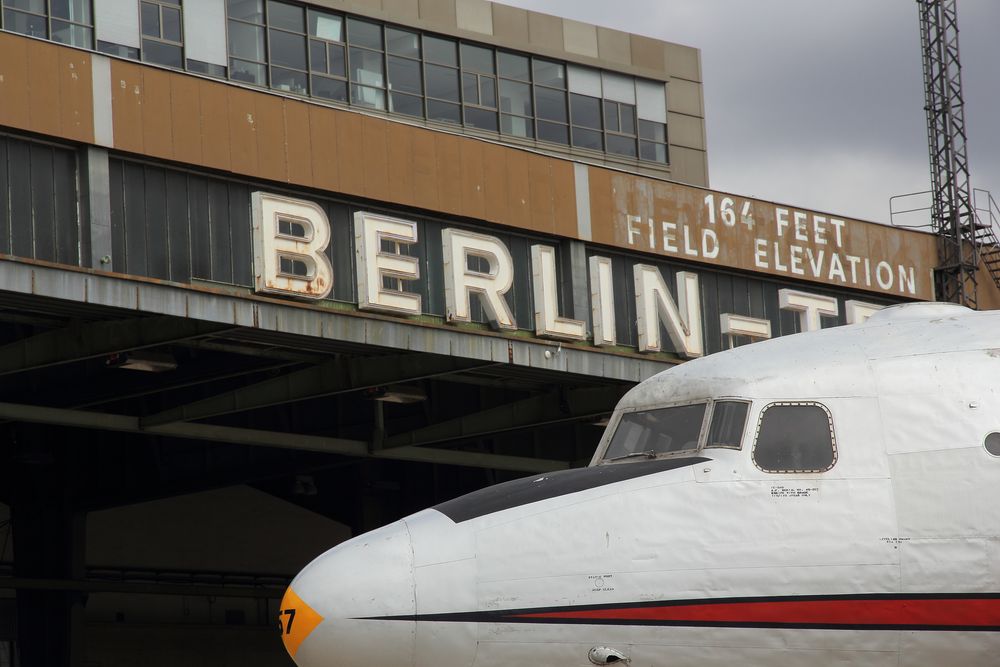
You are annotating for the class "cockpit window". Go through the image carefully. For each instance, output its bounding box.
[752,402,836,473]
[706,400,749,449]
[603,403,706,461]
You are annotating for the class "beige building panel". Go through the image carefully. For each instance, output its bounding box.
[490,3,529,45]
[481,141,510,225]
[667,77,704,118]
[668,112,706,151]
[668,145,709,187]
[335,112,366,195]
[665,42,701,82]
[562,19,599,59]
[459,139,487,219]
[227,87,261,177]
[596,26,631,67]
[58,49,94,143]
[630,34,667,75]
[385,121,415,204]
[254,94,289,184]
[419,0,458,30]
[435,132,464,215]
[527,11,563,53]
[456,0,493,35]
[381,0,420,22]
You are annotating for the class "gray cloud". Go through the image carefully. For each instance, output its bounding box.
[499,0,1000,225]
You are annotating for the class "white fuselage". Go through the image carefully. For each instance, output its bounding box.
[281,303,1000,666]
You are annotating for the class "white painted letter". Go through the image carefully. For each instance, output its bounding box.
[589,256,616,347]
[442,229,516,330]
[634,266,703,357]
[531,245,586,341]
[354,212,421,315]
[251,191,333,299]
[778,289,839,332]
[845,300,884,324]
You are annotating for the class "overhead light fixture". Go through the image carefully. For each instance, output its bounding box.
[106,351,178,373]
[364,385,426,404]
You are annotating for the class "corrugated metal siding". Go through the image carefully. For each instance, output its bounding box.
[0,135,80,265]
[105,158,554,330]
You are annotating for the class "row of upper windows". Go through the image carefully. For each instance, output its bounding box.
[601,400,839,474]
[0,0,670,167]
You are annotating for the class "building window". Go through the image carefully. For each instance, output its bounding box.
[220,3,669,166]
[1,0,93,48]
[498,51,532,138]
[140,0,183,68]
[307,9,345,100]
[347,17,384,109]
[386,27,421,117]
[424,35,460,124]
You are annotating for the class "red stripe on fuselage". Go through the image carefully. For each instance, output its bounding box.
[509,598,1000,627]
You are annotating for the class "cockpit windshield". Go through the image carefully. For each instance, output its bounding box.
[602,403,707,461]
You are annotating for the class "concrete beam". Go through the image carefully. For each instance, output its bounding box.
[384,385,627,448]
[0,316,231,376]
[0,403,570,474]
[140,353,491,428]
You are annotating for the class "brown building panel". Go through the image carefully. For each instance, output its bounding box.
[169,75,204,165]
[284,100,314,186]
[550,160,577,239]
[308,104,340,192]
[110,60,145,154]
[227,87,261,176]
[503,148,531,231]
[480,141,509,225]
[409,127,439,212]
[198,81,232,172]
[57,48,94,143]
[335,112,365,196]
[0,35,30,131]
[26,40,63,140]
[385,121,415,205]
[254,93,289,184]
[459,138,486,221]
[361,115,391,202]
[526,153,554,234]
[139,68,175,160]
[434,132,463,215]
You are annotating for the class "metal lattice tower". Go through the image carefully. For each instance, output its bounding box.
[917,0,980,307]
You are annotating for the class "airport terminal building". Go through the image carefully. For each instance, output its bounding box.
[0,1,991,665]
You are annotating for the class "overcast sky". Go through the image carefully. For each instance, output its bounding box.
[498,0,1000,226]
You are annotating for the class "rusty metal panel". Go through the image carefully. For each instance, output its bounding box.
[0,34,30,130]
[596,170,938,300]
[308,105,339,192]
[110,60,145,154]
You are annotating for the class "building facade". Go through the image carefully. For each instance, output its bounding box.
[0,2,982,666]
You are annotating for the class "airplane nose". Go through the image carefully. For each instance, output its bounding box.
[281,519,416,667]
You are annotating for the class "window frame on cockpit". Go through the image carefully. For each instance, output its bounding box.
[704,398,752,451]
[750,401,838,474]
[598,399,711,463]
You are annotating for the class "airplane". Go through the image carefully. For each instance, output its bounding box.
[278,301,1000,666]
